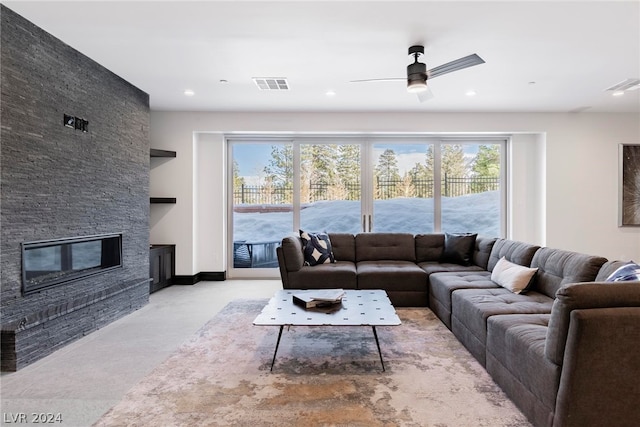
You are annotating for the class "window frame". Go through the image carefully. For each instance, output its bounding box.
[227,134,508,278]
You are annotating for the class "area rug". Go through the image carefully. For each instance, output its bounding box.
[94,299,532,427]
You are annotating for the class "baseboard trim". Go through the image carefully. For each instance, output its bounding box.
[173,271,226,285]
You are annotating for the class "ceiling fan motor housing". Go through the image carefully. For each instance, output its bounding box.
[407,45,428,89]
[407,61,427,81]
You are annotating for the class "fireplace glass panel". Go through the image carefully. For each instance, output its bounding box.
[22,234,122,294]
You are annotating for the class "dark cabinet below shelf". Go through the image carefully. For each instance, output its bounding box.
[150,149,176,158]
[149,244,175,293]
[150,197,176,204]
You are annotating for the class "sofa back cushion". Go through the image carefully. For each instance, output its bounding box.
[355,233,416,262]
[545,281,640,365]
[595,260,629,281]
[415,234,445,262]
[531,248,607,298]
[415,234,497,268]
[328,233,356,262]
[487,239,540,271]
[473,236,498,269]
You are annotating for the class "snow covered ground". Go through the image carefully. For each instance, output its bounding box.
[234,190,500,242]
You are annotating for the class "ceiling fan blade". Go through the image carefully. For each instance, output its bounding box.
[427,54,485,79]
[416,87,434,103]
[349,77,404,83]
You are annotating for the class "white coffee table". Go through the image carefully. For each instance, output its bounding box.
[253,289,401,371]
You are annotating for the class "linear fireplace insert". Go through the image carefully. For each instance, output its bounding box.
[22,233,122,295]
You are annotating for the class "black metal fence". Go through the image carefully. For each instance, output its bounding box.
[233,176,499,205]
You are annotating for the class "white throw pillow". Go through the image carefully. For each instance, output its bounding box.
[491,257,538,294]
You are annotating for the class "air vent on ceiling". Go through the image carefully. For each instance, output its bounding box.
[252,77,289,90]
[605,78,640,92]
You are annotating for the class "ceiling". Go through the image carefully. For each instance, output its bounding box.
[5,1,640,113]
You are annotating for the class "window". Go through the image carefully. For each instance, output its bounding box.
[228,136,506,276]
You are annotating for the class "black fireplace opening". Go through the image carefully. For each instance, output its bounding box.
[22,233,123,295]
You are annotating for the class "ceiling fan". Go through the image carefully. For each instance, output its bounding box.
[351,45,485,102]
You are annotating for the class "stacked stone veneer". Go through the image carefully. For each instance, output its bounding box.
[0,6,150,371]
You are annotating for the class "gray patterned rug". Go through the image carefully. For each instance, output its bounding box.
[94,299,531,427]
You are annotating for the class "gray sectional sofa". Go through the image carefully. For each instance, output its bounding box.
[276,232,640,427]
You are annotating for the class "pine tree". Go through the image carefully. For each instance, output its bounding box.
[263,145,293,186]
[441,144,467,197]
[301,144,338,202]
[375,149,401,199]
[441,144,467,177]
[336,144,360,200]
[470,144,501,192]
[471,145,500,178]
[375,149,401,181]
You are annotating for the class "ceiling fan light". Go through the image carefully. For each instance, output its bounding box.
[407,79,428,93]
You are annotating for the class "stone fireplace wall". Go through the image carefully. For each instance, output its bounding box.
[1,5,150,371]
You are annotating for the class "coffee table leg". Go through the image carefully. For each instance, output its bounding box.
[372,326,386,372]
[270,325,284,371]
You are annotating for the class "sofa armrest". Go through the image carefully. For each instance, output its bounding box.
[279,236,304,272]
[553,307,640,427]
[545,281,640,365]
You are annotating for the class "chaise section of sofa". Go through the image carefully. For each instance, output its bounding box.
[451,247,607,366]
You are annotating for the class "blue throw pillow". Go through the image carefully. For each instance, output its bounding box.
[605,262,640,282]
[299,230,335,266]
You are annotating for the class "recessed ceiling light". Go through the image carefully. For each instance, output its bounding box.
[219,79,228,84]
[612,90,625,97]
[184,89,195,96]
[326,90,336,97]
[465,90,477,97]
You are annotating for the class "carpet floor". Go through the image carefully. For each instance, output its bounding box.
[94,299,532,427]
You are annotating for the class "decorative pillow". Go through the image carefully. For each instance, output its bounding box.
[491,257,538,294]
[440,232,477,266]
[605,262,640,282]
[299,230,335,266]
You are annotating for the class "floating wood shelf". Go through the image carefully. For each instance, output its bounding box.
[150,149,176,158]
[150,197,176,204]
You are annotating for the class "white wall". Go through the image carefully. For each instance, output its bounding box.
[149,112,640,275]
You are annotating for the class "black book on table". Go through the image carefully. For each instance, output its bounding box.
[292,289,344,309]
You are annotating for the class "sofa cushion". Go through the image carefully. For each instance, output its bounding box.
[472,236,498,269]
[487,239,541,271]
[355,233,416,262]
[530,247,607,298]
[356,260,427,292]
[419,262,484,275]
[287,261,357,289]
[441,233,477,265]
[415,233,445,262]
[605,262,640,282]
[327,233,356,262]
[486,314,561,411]
[491,257,538,294]
[300,230,335,266]
[428,271,497,329]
